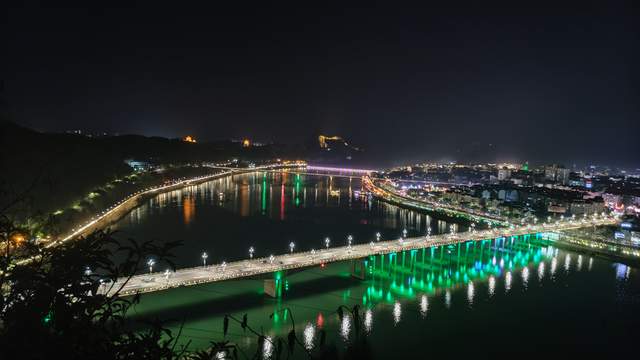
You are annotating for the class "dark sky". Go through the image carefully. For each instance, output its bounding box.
[4,1,640,167]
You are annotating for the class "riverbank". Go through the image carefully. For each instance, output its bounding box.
[363,176,509,226]
[47,163,306,246]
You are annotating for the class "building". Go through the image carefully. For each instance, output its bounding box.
[498,169,511,181]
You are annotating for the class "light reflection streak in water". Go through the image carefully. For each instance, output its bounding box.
[564,254,572,273]
[505,272,512,293]
[467,282,475,306]
[589,257,593,271]
[615,263,630,281]
[393,301,402,325]
[364,309,373,333]
[522,267,529,289]
[488,276,496,297]
[538,262,545,282]
[262,336,273,359]
[445,290,451,309]
[303,323,315,350]
[551,257,558,279]
[340,315,351,341]
[577,255,583,272]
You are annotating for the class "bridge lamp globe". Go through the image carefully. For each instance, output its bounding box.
[376,232,381,242]
[347,235,353,248]
[402,228,408,238]
[325,237,331,249]
[289,242,295,253]
[201,252,209,267]
[84,266,92,277]
[221,261,227,271]
[269,255,275,264]
[249,246,255,259]
[164,269,171,280]
[147,259,155,274]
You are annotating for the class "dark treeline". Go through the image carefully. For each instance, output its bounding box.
[0,121,304,218]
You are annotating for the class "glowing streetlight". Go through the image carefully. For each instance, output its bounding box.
[84,266,92,277]
[164,268,171,280]
[289,242,295,253]
[249,246,255,259]
[269,255,275,264]
[325,237,331,249]
[221,261,227,271]
[347,235,353,249]
[402,228,407,238]
[147,259,155,275]
[376,232,381,242]
[201,252,208,268]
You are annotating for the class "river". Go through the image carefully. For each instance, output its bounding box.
[115,171,640,357]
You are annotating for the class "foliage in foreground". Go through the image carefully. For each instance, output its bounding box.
[0,189,374,359]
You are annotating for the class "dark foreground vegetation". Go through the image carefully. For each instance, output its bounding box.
[0,174,374,360]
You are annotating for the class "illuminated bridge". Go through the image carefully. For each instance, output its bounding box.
[103,217,616,297]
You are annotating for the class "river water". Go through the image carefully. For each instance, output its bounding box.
[115,171,640,357]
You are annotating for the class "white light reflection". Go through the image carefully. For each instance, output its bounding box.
[303,323,315,350]
[588,257,593,271]
[444,290,452,309]
[340,315,351,340]
[615,263,630,282]
[564,254,571,273]
[488,276,496,297]
[364,309,373,333]
[466,282,475,306]
[505,271,512,293]
[577,255,583,271]
[551,257,558,279]
[420,295,429,318]
[393,301,402,325]
[522,267,529,289]
[499,258,505,268]
[537,262,545,282]
[492,256,496,265]
[262,336,273,359]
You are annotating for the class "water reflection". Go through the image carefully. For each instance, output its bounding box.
[364,309,373,333]
[419,295,428,318]
[393,301,402,325]
[340,315,351,341]
[303,323,315,350]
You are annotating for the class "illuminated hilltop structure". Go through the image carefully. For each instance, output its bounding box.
[182,135,197,143]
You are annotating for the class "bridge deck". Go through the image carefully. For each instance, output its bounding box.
[103,218,616,297]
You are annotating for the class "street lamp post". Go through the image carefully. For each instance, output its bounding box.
[347,235,353,250]
[147,259,155,275]
[249,246,255,259]
[201,252,208,268]
[289,242,295,253]
[402,228,407,238]
[325,237,331,249]
[376,232,381,242]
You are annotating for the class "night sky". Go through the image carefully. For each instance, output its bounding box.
[4,2,639,167]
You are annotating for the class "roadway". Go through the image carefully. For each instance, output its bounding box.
[103,217,616,297]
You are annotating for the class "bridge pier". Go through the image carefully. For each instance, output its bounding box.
[350,259,367,280]
[264,271,287,298]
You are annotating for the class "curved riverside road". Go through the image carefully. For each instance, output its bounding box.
[103,217,616,297]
